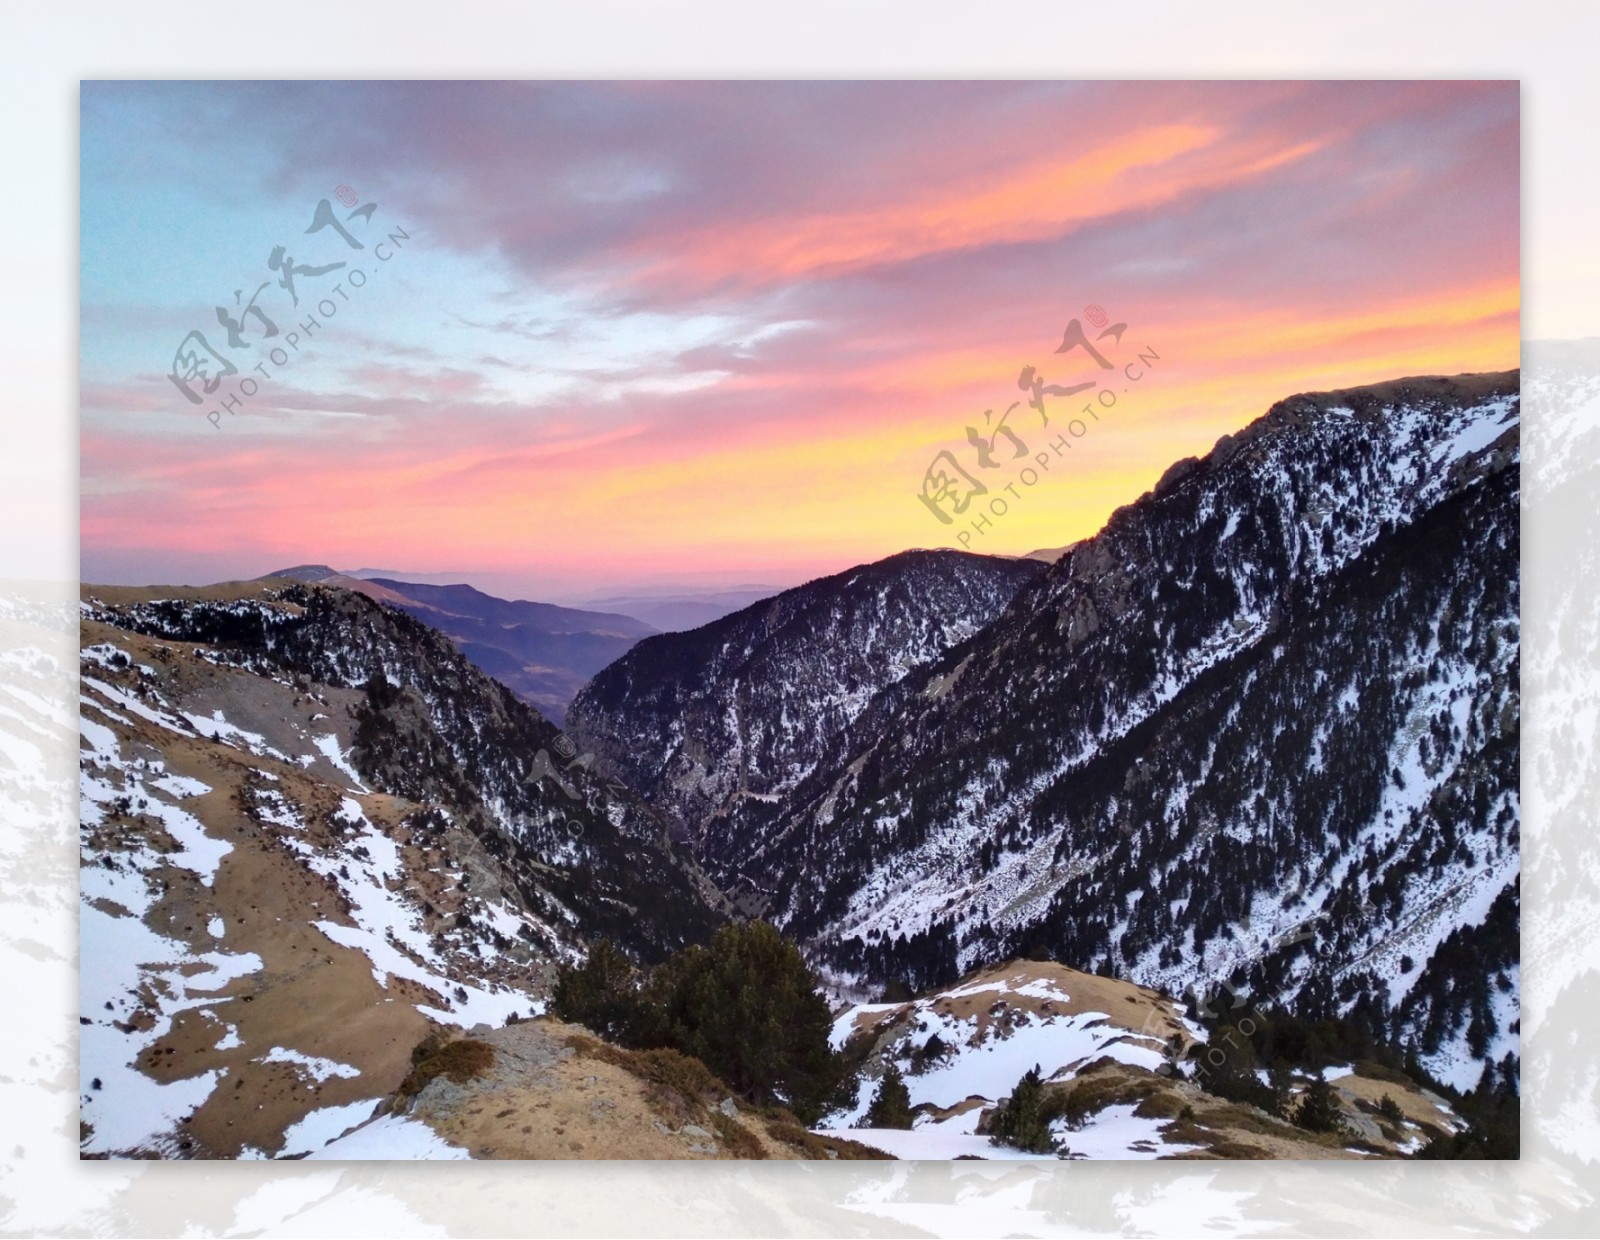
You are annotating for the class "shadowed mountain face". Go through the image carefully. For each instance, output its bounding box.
[566,550,1049,870]
[260,568,657,725]
[574,371,1521,1092]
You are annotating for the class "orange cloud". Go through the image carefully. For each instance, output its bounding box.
[621,122,1329,290]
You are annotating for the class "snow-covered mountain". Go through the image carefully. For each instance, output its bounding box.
[580,371,1521,1091]
[74,364,1524,1159]
[817,959,1464,1160]
[78,581,721,1158]
[260,566,657,725]
[566,549,1045,890]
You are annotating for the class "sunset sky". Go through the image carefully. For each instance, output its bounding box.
[79,80,1518,602]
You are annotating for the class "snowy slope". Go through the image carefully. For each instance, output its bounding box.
[814,960,1445,1160]
[600,371,1522,1088]
[819,963,1195,1136]
[76,583,723,1159]
[567,549,1043,885]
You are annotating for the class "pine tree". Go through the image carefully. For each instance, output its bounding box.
[877,979,914,1004]
[865,1062,913,1129]
[551,938,643,1042]
[1293,1074,1346,1135]
[639,920,847,1123]
[1268,1064,1296,1120]
[988,1065,1058,1154]
[1402,1037,1423,1083]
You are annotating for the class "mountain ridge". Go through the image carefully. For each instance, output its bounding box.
[76,364,1522,1159]
[254,567,657,724]
[567,548,1048,875]
[572,368,1521,1093]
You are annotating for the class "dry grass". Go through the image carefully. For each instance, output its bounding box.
[1042,1062,1191,1133]
[563,1034,730,1125]
[1131,1091,1188,1120]
[1156,1095,1372,1161]
[1336,1068,1458,1134]
[551,1027,891,1159]
[708,1110,768,1159]
[765,1122,896,1161]
[398,1038,497,1097]
[1351,1060,1411,1087]
[1051,1070,1154,1126]
[1197,1101,1319,1142]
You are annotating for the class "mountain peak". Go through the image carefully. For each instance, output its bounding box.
[259,563,344,584]
[1213,368,1519,463]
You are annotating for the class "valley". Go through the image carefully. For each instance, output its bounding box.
[78,369,1521,1160]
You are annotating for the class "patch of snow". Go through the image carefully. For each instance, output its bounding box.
[287,799,539,1028]
[904,1011,1164,1114]
[1055,1102,1203,1160]
[314,734,369,792]
[81,676,190,736]
[831,1102,1199,1161]
[823,976,1175,1135]
[209,1015,243,1051]
[180,708,291,760]
[78,901,257,1155]
[260,1047,362,1084]
[829,1003,900,1052]
[303,1113,471,1160]
[252,788,304,830]
[276,1099,382,1158]
[1430,397,1517,469]
[152,773,210,799]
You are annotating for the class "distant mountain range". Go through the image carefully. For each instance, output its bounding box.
[258,566,657,724]
[341,569,784,634]
[576,587,786,633]
[1020,543,1077,564]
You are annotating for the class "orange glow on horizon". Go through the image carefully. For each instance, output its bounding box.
[81,277,1518,585]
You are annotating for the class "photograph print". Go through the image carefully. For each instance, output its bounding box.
[78,79,1519,1160]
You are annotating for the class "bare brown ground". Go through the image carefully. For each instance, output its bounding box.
[78,612,541,1159]
[398,1020,890,1161]
[841,958,1193,1058]
[91,713,432,1158]
[1338,1065,1456,1134]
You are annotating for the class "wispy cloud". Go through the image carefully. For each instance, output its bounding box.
[80,80,1519,592]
